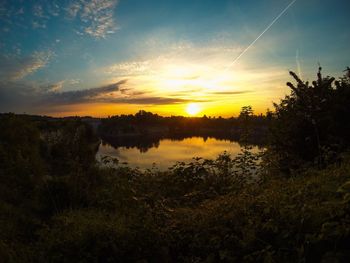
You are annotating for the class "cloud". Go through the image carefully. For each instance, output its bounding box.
[41,80,209,106]
[100,37,246,79]
[41,81,65,93]
[67,79,81,85]
[130,91,147,96]
[100,97,210,105]
[66,2,81,17]
[31,3,56,29]
[47,2,60,17]
[1,1,116,36]
[32,21,47,29]
[0,78,210,113]
[0,51,53,81]
[33,4,46,18]
[0,79,125,112]
[44,80,127,104]
[67,0,118,38]
[209,90,253,95]
[107,61,152,76]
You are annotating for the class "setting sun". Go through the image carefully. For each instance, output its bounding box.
[186,103,201,116]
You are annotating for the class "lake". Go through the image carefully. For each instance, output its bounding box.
[97,136,260,170]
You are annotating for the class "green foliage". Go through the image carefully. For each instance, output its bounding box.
[163,160,350,262]
[269,67,350,170]
[0,114,45,198]
[36,209,164,262]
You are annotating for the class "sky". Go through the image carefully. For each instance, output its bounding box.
[0,0,349,117]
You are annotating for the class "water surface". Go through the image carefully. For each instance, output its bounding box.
[97,136,258,170]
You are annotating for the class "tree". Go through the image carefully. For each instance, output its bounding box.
[234,106,261,178]
[269,67,350,171]
[238,106,254,144]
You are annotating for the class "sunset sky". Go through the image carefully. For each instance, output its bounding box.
[0,0,349,117]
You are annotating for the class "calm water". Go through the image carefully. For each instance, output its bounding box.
[97,136,258,170]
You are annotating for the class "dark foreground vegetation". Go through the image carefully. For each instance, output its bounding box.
[1,68,350,262]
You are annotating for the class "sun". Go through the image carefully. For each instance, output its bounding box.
[186,103,201,116]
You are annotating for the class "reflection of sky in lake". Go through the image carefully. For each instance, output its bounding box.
[97,137,259,170]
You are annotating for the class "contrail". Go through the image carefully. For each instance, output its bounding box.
[224,0,297,72]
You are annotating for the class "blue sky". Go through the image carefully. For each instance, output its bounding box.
[0,0,349,116]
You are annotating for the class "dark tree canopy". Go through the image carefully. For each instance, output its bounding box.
[270,67,350,169]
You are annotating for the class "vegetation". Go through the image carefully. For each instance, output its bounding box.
[269,67,350,171]
[1,68,350,262]
[99,109,269,147]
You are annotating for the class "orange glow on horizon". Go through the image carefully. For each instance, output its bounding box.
[39,102,268,118]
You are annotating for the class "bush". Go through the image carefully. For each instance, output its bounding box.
[269,67,350,171]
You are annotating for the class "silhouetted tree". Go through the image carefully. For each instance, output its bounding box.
[269,67,350,171]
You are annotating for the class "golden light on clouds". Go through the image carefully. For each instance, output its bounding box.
[94,42,290,117]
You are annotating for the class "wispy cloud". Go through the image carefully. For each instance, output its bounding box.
[45,80,126,104]
[1,1,117,36]
[32,21,47,29]
[101,36,247,80]
[99,97,210,105]
[107,61,153,76]
[41,80,210,106]
[0,79,125,112]
[67,0,118,38]
[209,90,253,95]
[47,2,60,17]
[33,4,46,18]
[41,80,65,93]
[96,37,289,114]
[0,78,210,114]
[68,79,81,85]
[0,51,54,81]
[31,3,55,30]
[0,1,62,31]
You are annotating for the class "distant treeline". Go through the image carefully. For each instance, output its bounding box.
[98,110,270,146]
